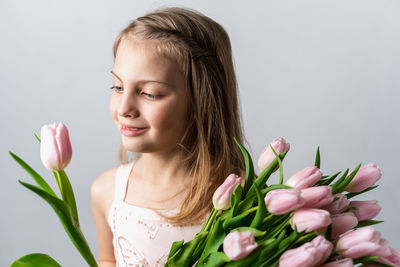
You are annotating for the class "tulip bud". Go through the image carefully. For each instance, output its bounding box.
[330,212,358,239]
[300,186,334,208]
[311,235,334,265]
[345,163,382,193]
[212,174,242,210]
[223,231,258,260]
[349,200,381,221]
[286,166,323,189]
[264,188,305,215]
[257,137,290,172]
[321,193,350,214]
[321,258,354,267]
[290,208,332,233]
[336,226,391,259]
[279,236,332,267]
[364,247,400,267]
[40,122,72,171]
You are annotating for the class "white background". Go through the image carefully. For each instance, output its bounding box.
[1,0,399,266]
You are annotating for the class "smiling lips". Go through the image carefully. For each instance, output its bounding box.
[120,124,147,136]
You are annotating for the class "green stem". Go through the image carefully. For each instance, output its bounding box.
[204,208,218,232]
[262,213,274,223]
[243,206,258,215]
[54,171,65,200]
[295,232,316,244]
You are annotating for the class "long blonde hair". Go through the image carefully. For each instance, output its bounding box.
[113,6,247,225]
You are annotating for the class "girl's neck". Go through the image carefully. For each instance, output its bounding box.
[133,150,191,187]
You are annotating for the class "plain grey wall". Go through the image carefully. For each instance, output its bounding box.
[1,0,399,266]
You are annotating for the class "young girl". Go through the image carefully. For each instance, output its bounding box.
[91,6,246,267]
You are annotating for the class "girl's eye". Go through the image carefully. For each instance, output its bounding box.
[110,86,123,92]
[142,92,158,99]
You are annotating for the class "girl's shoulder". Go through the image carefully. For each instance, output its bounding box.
[90,165,120,216]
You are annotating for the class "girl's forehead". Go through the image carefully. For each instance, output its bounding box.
[113,37,185,91]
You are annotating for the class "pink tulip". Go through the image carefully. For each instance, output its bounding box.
[321,193,350,214]
[290,208,332,233]
[257,137,290,172]
[336,226,391,259]
[223,230,257,260]
[349,200,381,221]
[364,247,400,267]
[212,174,242,210]
[286,166,323,189]
[264,188,305,215]
[330,212,358,239]
[300,186,334,208]
[345,163,382,192]
[40,122,72,171]
[321,258,353,267]
[279,236,332,267]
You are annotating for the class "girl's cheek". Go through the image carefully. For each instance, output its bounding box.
[109,95,119,120]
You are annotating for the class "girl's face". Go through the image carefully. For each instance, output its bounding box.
[109,37,189,155]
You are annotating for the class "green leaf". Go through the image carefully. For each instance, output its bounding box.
[166,231,208,267]
[332,163,362,194]
[229,184,243,218]
[200,252,230,267]
[8,151,57,198]
[262,229,301,266]
[18,181,98,267]
[56,170,79,225]
[251,150,288,195]
[233,137,254,197]
[34,132,41,143]
[10,253,61,267]
[314,146,320,169]
[331,169,349,190]
[345,185,379,199]
[198,218,225,264]
[168,240,184,258]
[356,219,384,228]
[250,184,266,229]
[232,227,266,237]
[223,212,254,232]
[269,145,284,184]
[201,208,216,232]
[316,171,341,186]
[257,231,286,266]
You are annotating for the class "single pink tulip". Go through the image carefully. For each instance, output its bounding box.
[330,212,358,239]
[279,236,332,267]
[321,193,350,214]
[212,174,242,210]
[321,258,353,267]
[40,122,72,171]
[349,200,381,221]
[264,188,305,215]
[300,186,334,208]
[364,247,400,267]
[290,208,332,233]
[223,230,258,260]
[345,163,382,192]
[257,137,290,172]
[286,166,323,189]
[336,226,391,259]
[310,235,334,265]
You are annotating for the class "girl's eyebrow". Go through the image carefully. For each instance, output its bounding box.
[110,70,172,87]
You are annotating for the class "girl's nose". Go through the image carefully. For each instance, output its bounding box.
[117,93,139,118]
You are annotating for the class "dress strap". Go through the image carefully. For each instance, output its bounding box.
[114,162,135,202]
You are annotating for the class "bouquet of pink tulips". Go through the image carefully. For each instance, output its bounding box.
[9,123,97,267]
[166,138,400,267]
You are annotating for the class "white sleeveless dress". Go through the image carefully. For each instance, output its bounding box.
[107,162,204,267]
